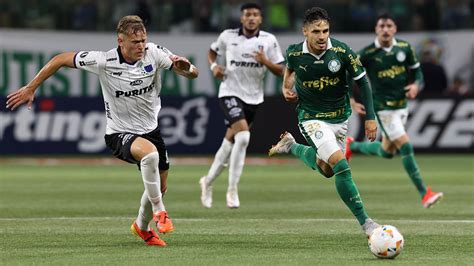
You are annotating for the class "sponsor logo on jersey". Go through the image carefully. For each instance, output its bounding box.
[377,65,406,79]
[331,47,346,53]
[111,71,122,76]
[79,60,97,66]
[106,57,117,62]
[348,54,363,72]
[328,59,341,73]
[302,76,340,90]
[105,101,112,119]
[242,53,253,58]
[130,80,143,86]
[79,52,89,58]
[288,51,303,57]
[230,60,263,68]
[396,51,406,62]
[115,82,155,98]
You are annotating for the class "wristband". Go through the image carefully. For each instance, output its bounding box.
[210,62,217,71]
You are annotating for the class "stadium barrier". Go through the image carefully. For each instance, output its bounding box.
[0,95,472,155]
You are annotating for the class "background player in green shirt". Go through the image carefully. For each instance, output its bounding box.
[346,13,443,208]
[268,7,381,236]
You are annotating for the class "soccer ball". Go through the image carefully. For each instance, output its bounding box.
[368,225,404,259]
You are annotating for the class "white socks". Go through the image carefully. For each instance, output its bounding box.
[205,138,233,184]
[136,191,153,231]
[140,152,165,214]
[228,131,250,190]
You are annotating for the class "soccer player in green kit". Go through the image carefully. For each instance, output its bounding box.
[268,7,381,236]
[345,13,443,208]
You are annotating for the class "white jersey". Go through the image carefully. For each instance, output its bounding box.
[211,28,284,105]
[74,43,173,135]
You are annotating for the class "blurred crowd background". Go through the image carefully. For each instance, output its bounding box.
[0,0,472,33]
[0,0,473,96]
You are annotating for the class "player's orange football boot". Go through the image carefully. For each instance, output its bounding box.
[345,136,354,161]
[153,211,174,233]
[130,221,167,246]
[421,187,444,208]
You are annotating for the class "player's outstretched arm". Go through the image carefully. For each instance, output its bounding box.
[282,68,298,103]
[6,52,76,110]
[170,55,198,79]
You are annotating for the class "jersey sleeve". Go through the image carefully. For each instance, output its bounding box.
[210,31,227,56]
[406,43,420,69]
[344,46,366,80]
[285,46,294,71]
[267,35,285,64]
[74,51,106,75]
[149,44,173,70]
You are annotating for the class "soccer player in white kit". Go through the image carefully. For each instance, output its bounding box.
[199,3,285,209]
[6,16,199,246]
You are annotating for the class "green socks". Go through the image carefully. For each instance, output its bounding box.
[350,141,393,158]
[290,143,317,170]
[333,159,369,225]
[400,143,427,197]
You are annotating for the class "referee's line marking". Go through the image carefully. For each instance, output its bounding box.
[0,217,473,223]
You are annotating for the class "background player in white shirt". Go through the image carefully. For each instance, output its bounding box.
[6,15,198,247]
[199,3,285,209]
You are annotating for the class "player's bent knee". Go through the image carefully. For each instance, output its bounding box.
[141,151,159,167]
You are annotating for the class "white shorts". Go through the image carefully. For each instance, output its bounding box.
[299,120,348,163]
[376,108,408,141]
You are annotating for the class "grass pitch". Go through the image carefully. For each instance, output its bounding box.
[1,155,473,265]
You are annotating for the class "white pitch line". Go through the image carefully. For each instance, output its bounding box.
[0,217,473,223]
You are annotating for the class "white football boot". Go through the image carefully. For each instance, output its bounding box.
[362,218,381,237]
[226,188,240,209]
[199,176,212,208]
[268,131,296,156]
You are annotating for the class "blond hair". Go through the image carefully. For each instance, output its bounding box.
[116,15,146,35]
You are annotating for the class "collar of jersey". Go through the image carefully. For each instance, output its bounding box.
[238,27,260,38]
[117,47,138,65]
[302,38,333,60]
[374,37,398,52]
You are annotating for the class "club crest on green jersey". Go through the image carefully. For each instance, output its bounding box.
[396,51,406,62]
[315,130,324,139]
[328,59,341,73]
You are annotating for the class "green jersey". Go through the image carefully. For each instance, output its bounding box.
[359,38,423,111]
[286,38,366,123]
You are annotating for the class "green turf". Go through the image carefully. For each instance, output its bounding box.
[1,155,473,265]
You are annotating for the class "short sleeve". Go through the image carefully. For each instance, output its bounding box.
[210,31,227,56]
[406,44,420,69]
[149,44,173,70]
[74,51,106,75]
[267,35,285,64]
[344,47,366,80]
[285,46,294,71]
